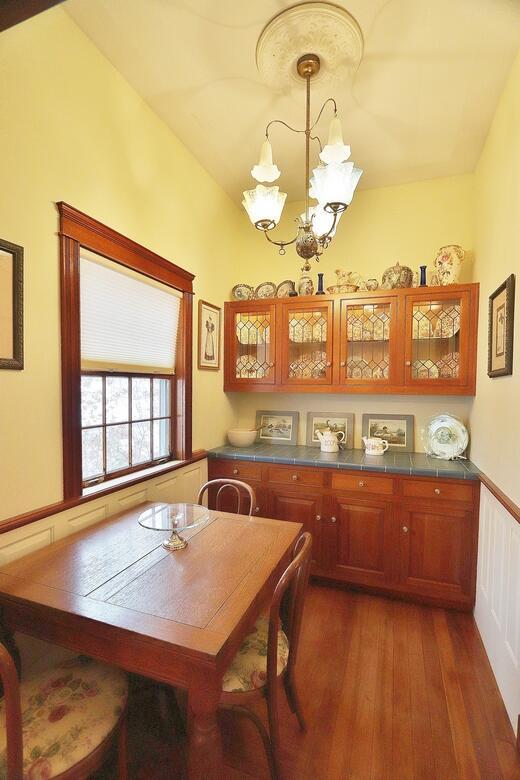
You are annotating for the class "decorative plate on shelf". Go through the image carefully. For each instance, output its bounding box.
[231,283,254,301]
[276,280,296,297]
[422,413,468,460]
[255,281,277,299]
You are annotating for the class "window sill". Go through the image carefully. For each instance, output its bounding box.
[83,460,183,496]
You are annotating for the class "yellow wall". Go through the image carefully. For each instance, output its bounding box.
[469,50,520,504]
[232,174,475,450]
[236,174,474,292]
[0,8,242,520]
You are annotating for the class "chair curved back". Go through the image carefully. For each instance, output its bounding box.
[267,532,312,690]
[0,643,23,779]
[197,478,256,517]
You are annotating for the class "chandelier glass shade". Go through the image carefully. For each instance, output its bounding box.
[242,53,362,261]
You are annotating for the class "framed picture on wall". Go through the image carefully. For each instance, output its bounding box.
[255,410,299,445]
[0,237,23,370]
[362,414,414,452]
[306,412,354,448]
[488,274,515,377]
[198,299,221,370]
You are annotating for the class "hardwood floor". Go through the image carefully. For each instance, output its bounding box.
[108,585,520,779]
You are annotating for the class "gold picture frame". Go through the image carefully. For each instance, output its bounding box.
[198,299,221,371]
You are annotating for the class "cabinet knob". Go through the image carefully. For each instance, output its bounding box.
[254,506,260,514]
[402,525,409,533]
[358,480,365,487]
[326,361,332,367]
[331,516,337,523]
[233,468,239,475]
[292,474,298,481]
[315,514,321,521]
[434,488,441,495]
[340,361,346,367]
[405,360,412,367]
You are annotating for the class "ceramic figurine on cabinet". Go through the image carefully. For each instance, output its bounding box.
[381,261,414,289]
[434,245,465,285]
[297,260,314,296]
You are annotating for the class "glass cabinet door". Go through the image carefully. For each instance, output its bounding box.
[281,301,334,384]
[339,297,397,386]
[405,291,470,387]
[232,305,276,385]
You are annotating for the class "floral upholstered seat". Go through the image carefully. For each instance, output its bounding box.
[222,615,289,693]
[0,655,128,779]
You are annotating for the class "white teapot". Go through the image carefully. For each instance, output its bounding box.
[316,428,345,453]
[362,436,389,456]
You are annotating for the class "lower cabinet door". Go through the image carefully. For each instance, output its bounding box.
[270,488,323,569]
[325,496,395,586]
[398,504,475,603]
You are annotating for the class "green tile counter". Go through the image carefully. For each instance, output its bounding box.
[207,444,480,480]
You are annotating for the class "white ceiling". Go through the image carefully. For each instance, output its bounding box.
[64,0,520,203]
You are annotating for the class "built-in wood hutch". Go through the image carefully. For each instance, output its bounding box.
[224,283,479,395]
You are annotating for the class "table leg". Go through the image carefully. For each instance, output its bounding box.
[187,670,224,780]
[0,607,21,678]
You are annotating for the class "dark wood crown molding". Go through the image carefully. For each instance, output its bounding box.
[57,202,194,294]
[0,0,64,32]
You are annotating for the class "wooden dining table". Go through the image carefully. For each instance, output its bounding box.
[0,502,302,779]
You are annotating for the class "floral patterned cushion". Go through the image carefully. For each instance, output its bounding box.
[0,655,127,780]
[222,616,289,693]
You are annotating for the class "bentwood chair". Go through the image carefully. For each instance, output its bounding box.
[197,478,257,516]
[219,531,312,780]
[0,644,128,779]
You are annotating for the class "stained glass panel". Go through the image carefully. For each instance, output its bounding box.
[287,310,328,380]
[411,300,461,380]
[344,303,391,380]
[235,311,273,380]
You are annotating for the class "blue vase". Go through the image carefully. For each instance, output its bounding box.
[316,272,325,295]
[420,265,427,286]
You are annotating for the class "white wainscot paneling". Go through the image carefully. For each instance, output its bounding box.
[67,505,106,532]
[475,485,520,734]
[0,527,54,565]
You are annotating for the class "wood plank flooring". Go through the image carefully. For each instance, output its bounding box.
[107,585,520,779]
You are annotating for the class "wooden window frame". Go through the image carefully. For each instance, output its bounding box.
[58,202,194,500]
[81,371,175,488]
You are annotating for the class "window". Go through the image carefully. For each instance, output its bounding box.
[58,202,194,499]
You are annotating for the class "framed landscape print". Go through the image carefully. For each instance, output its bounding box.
[306,411,354,449]
[0,238,23,370]
[488,274,515,377]
[255,410,299,445]
[198,299,221,370]
[362,413,414,452]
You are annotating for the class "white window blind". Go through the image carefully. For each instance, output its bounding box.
[80,252,181,374]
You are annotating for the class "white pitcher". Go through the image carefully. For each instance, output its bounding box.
[315,428,345,453]
[362,436,389,456]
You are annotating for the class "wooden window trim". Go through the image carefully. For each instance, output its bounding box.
[58,202,193,499]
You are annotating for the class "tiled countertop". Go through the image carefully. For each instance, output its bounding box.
[208,444,480,480]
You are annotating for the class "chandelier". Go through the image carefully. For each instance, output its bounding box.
[242,52,362,262]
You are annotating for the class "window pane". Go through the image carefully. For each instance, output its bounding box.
[132,421,151,465]
[106,377,129,423]
[106,424,129,472]
[81,376,103,426]
[82,427,103,480]
[153,378,170,418]
[153,418,170,459]
[132,377,151,420]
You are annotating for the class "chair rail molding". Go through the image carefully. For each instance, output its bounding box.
[475,484,520,735]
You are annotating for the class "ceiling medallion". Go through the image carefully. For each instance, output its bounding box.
[256,2,364,90]
[242,4,364,263]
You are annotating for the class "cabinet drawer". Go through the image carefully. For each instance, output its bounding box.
[402,479,474,504]
[331,473,395,495]
[267,466,325,487]
[209,460,263,481]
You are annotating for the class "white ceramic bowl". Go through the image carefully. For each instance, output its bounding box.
[227,428,257,447]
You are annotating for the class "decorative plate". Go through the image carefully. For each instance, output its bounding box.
[276,280,296,297]
[422,413,469,460]
[231,283,254,301]
[255,281,277,299]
